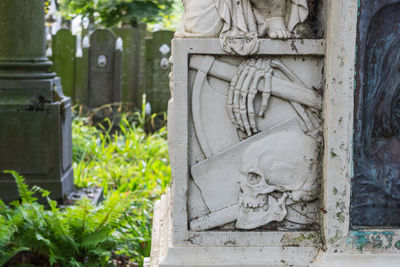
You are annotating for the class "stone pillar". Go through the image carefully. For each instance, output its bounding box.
[0,0,74,201]
[0,0,53,79]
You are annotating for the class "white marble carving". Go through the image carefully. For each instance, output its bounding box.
[189,55,321,231]
[227,58,273,136]
[178,0,309,55]
[146,38,327,267]
[237,130,318,229]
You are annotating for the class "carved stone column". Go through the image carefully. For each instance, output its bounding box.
[0,0,74,201]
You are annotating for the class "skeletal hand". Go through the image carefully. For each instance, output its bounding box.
[227,58,273,137]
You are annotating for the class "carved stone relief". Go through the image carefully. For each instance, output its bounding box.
[352,0,400,227]
[146,0,327,264]
[178,0,310,55]
[187,55,323,231]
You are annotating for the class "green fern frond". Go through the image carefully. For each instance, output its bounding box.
[80,229,112,250]
[3,170,37,204]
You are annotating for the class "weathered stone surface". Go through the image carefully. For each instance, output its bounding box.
[74,46,89,106]
[113,26,138,106]
[178,0,309,55]
[52,29,76,99]
[0,0,54,80]
[0,0,74,202]
[147,37,324,266]
[88,29,122,109]
[312,0,400,265]
[0,79,74,201]
[112,24,148,108]
[145,30,174,114]
[148,0,400,266]
[351,0,400,228]
[0,0,45,60]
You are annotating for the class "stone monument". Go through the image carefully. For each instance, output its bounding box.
[0,0,74,202]
[88,29,122,110]
[147,0,400,266]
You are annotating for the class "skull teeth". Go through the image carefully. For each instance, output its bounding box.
[240,199,267,209]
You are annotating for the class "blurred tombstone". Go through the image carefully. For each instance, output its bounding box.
[88,29,122,114]
[52,29,76,100]
[113,23,148,109]
[145,30,174,114]
[136,24,148,108]
[145,36,154,104]
[112,26,137,108]
[74,36,89,107]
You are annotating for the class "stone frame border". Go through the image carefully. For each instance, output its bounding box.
[168,38,325,255]
[316,0,400,264]
[148,1,400,265]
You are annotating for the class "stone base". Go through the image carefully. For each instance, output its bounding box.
[64,187,104,206]
[146,193,400,267]
[0,78,74,201]
[146,192,317,267]
[311,253,400,267]
[0,166,74,203]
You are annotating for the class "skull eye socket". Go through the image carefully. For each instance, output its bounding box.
[247,172,262,185]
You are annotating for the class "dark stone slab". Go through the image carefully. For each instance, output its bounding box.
[145,30,174,114]
[52,29,76,99]
[88,29,121,109]
[0,78,74,202]
[64,187,104,206]
[352,0,400,228]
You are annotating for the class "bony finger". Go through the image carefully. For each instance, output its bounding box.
[258,71,272,117]
[233,66,250,129]
[248,71,263,133]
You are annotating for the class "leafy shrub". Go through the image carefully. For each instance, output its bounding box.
[0,110,170,266]
[0,171,130,266]
[72,112,171,265]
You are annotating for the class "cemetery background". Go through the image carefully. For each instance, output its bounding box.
[5,0,400,266]
[48,26,174,115]
[0,0,181,266]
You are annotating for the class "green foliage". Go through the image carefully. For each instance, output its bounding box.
[0,171,130,266]
[72,111,170,265]
[72,113,170,200]
[147,0,183,31]
[59,0,175,27]
[0,110,170,266]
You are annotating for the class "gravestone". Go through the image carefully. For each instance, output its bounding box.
[74,43,89,106]
[137,24,148,108]
[52,29,76,99]
[145,30,174,114]
[146,0,400,266]
[0,0,73,202]
[88,29,122,110]
[113,24,148,108]
[112,26,137,107]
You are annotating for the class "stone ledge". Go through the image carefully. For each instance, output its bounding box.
[173,38,326,56]
[311,253,400,267]
[148,193,318,267]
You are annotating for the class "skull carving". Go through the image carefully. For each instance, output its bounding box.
[236,131,319,229]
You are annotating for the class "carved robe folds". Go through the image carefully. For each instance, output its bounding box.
[180,0,309,55]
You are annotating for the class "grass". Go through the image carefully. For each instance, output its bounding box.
[0,107,169,266]
[0,171,131,267]
[71,111,171,265]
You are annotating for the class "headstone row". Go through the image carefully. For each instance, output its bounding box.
[50,27,173,113]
